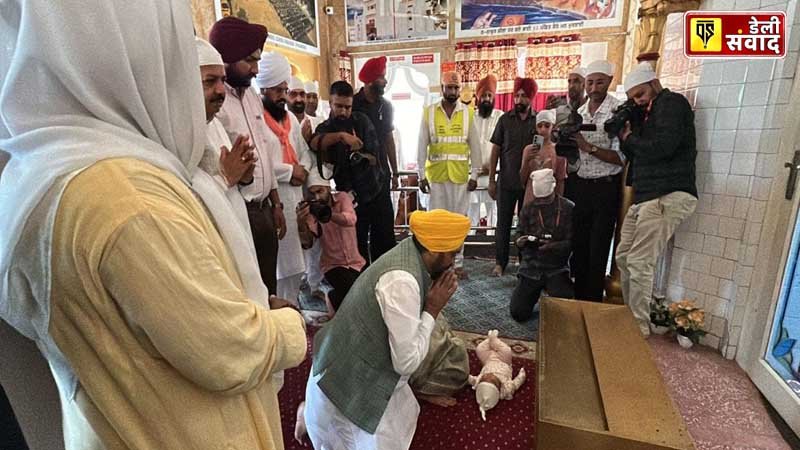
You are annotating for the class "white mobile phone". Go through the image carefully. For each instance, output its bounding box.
[532,135,544,148]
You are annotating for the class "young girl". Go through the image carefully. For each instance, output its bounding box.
[519,109,568,205]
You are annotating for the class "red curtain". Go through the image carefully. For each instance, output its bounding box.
[526,34,581,107]
[338,50,353,84]
[455,39,518,111]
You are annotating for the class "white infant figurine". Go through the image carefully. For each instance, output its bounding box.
[468,330,526,420]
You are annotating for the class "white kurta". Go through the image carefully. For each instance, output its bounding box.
[469,110,503,231]
[304,270,436,450]
[263,113,315,284]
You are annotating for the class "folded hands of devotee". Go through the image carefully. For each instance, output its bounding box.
[301,120,313,143]
[424,270,458,318]
[219,135,257,186]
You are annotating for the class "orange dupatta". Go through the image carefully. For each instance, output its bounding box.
[263,112,300,165]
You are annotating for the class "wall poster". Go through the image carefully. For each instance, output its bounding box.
[346,0,449,46]
[216,0,321,55]
[455,0,624,38]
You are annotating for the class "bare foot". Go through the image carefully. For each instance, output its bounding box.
[491,264,503,277]
[294,401,307,445]
[455,267,469,280]
[418,394,458,407]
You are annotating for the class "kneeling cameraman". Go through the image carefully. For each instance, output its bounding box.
[297,184,366,311]
[310,81,395,267]
[613,62,698,337]
[510,169,574,322]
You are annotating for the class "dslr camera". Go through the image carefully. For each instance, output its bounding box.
[552,109,597,164]
[299,198,332,223]
[603,99,646,137]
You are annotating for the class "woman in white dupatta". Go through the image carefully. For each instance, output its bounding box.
[0,1,305,449]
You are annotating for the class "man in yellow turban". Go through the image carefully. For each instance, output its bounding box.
[304,210,471,450]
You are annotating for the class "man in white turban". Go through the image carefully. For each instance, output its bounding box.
[510,169,575,322]
[257,51,325,305]
[288,76,308,125]
[570,59,626,302]
[0,2,306,449]
[616,62,698,337]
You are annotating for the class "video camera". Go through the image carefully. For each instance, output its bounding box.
[317,131,382,205]
[552,109,597,164]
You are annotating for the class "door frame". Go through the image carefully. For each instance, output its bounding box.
[737,55,800,435]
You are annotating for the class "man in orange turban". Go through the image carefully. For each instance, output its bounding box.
[418,68,482,280]
[469,74,503,238]
[304,209,471,450]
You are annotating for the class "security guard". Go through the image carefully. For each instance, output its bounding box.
[417,71,481,279]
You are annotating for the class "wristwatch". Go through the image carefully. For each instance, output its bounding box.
[272,202,284,210]
[590,145,599,154]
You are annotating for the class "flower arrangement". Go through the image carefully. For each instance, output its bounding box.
[668,300,707,344]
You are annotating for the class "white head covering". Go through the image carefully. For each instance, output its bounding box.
[288,76,305,92]
[586,60,615,77]
[531,168,556,198]
[536,109,556,124]
[256,51,291,89]
[476,382,500,421]
[304,80,320,94]
[569,65,587,78]
[624,62,658,93]
[0,0,268,405]
[195,37,223,67]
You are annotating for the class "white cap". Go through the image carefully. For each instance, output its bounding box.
[256,51,291,89]
[536,109,556,125]
[569,65,587,78]
[623,62,658,93]
[585,60,615,77]
[476,382,500,421]
[288,76,305,92]
[195,37,223,67]
[531,168,556,198]
[304,80,319,94]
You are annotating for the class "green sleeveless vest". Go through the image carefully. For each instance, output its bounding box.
[311,237,431,434]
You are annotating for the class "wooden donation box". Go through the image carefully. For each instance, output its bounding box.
[537,298,695,450]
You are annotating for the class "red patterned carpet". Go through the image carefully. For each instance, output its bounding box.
[278,328,796,450]
[278,328,536,450]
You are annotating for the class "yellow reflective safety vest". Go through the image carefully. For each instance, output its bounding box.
[424,102,473,184]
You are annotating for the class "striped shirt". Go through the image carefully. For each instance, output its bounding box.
[576,95,626,179]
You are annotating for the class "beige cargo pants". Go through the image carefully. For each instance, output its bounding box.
[616,191,698,336]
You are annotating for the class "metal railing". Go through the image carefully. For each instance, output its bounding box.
[390,170,508,247]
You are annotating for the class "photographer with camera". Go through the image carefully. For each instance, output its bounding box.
[310,81,393,267]
[570,60,626,302]
[297,184,366,312]
[510,169,575,322]
[614,62,698,337]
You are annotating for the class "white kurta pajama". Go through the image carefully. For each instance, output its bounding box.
[304,271,436,450]
[417,101,482,267]
[469,110,503,234]
[264,112,319,304]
